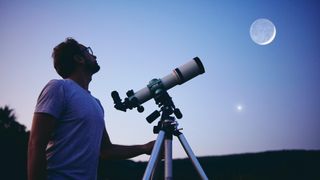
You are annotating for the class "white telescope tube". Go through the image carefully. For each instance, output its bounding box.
[133,57,205,105]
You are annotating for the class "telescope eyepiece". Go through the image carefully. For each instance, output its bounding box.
[111,91,127,112]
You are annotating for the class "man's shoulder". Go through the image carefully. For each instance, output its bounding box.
[47,79,64,85]
[43,79,61,87]
[40,79,67,95]
[45,79,71,89]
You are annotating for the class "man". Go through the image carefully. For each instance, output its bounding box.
[28,38,155,180]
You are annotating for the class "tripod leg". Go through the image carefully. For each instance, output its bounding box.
[143,130,166,180]
[164,135,173,180]
[177,133,209,180]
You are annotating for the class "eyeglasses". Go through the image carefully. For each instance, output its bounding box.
[82,47,94,56]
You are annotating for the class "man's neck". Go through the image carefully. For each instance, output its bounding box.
[67,71,92,90]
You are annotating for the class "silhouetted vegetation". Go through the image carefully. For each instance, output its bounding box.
[0,106,29,180]
[1,105,319,180]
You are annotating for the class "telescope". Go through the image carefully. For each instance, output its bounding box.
[112,57,209,179]
[111,57,205,113]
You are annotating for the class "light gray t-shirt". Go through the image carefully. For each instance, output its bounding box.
[35,79,105,180]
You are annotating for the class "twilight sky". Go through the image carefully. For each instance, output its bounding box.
[1,0,319,161]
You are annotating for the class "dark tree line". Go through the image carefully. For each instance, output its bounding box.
[0,106,29,180]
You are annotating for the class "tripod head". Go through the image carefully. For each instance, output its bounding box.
[146,82,182,124]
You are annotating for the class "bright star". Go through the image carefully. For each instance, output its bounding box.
[235,104,245,112]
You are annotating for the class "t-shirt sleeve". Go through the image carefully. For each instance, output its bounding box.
[35,80,65,119]
[94,98,104,115]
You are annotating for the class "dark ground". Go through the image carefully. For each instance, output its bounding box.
[98,150,320,180]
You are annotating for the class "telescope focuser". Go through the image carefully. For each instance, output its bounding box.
[111,90,144,113]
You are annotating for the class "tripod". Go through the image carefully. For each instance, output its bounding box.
[142,91,208,180]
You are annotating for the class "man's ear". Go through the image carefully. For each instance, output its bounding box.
[73,55,85,64]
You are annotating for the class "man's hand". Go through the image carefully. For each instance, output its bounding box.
[142,140,165,160]
[143,140,155,155]
[100,129,158,160]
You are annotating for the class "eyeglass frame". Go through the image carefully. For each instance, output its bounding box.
[81,46,94,56]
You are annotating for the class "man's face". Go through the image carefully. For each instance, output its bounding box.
[79,44,100,75]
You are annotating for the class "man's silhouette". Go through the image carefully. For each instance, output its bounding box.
[28,38,154,180]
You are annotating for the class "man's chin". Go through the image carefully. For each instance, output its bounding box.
[92,65,100,74]
[87,64,100,75]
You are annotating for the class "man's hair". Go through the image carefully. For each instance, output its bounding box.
[52,38,83,78]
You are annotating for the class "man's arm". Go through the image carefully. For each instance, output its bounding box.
[28,113,56,180]
[100,128,154,160]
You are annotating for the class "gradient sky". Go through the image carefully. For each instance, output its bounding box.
[1,0,319,161]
